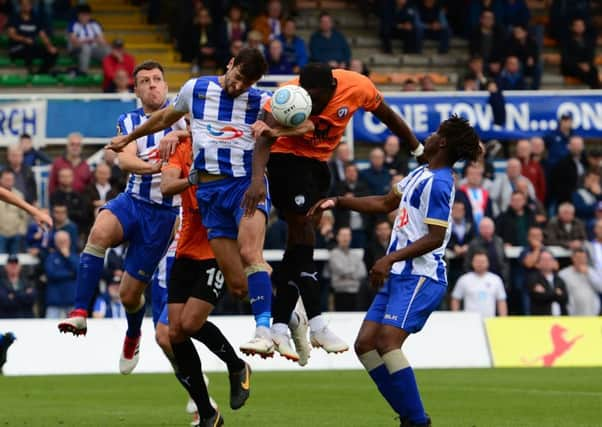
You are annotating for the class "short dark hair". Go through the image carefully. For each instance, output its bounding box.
[77,4,92,14]
[300,63,335,90]
[472,249,489,259]
[439,115,481,164]
[19,133,32,140]
[232,48,267,82]
[0,169,13,178]
[133,61,164,85]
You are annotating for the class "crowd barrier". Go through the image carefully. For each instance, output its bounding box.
[1,314,600,376]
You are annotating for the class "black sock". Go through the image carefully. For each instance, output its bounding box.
[192,321,245,373]
[272,250,300,324]
[171,338,215,418]
[295,245,322,319]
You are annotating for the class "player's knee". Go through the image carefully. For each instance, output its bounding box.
[155,328,170,352]
[354,335,376,356]
[168,322,186,343]
[375,330,399,354]
[239,245,262,267]
[181,316,205,337]
[119,288,141,311]
[88,224,112,248]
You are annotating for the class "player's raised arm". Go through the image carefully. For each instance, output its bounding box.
[307,187,401,219]
[107,105,186,152]
[0,187,53,229]
[116,142,162,175]
[371,101,423,157]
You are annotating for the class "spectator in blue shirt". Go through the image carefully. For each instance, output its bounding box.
[416,0,451,54]
[48,203,79,254]
[496,55,525,90]
[266,38,295,75]
[309,11,351,68]
[380,0,419,53]
[278,18,307,72]
[19,133,51,167]
[92,272,126,319]
[543,113,574,172]
[44,231,78,319]
[0,254,36,318]
[360,147,391,196]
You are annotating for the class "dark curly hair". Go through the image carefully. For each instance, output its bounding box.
[438,115,481,164]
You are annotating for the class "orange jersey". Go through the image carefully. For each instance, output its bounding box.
[164,138,214,260]
[265,69,383,161]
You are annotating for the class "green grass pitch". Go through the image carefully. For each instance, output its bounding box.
[1,368,600,426]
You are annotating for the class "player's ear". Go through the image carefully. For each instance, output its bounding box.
[438,136,447,148]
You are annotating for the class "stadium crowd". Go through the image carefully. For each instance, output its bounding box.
[0,0,601,321]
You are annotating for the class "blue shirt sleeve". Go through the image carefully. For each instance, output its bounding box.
[425,177,453,227]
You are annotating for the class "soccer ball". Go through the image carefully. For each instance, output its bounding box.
[270,85,312,127]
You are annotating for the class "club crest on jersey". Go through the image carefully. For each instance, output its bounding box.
[294,194,306,207]
[206,124,244,140]
[337,107,349,118]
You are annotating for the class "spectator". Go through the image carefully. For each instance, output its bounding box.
[550,0,591,42]
[266,38,295,74]
[465,217,509,284]
[543,112,574,173]
[48,132,92,195]
[50,168,90,233]
[467,0,503,36]
[515,176,547,227]
[0,254,36,318]
[505,24,541,89]
[92,271,126,318]
[102,39,135,92]
[349,58,369,76]
[559,248,602,315]
[550,135,586,205]
[19,133,50,167]
[561,18,600,89]
[415,0,450,54]
[515,138,546,204]
[530,135,547,170]
[224,4,247,43]
[328,142,352,191]
[360,220,391,310]
[499,0,530,32]
[447,200,476,289]
[246,30,266,57]
[451,251,508,318]
[5,144,36,204]
[252,0,285,44]
[44,231,78,319]
[464,56,488,90]
[544,202,587,250]
[460,72,479,91]
[489,157,535,216]
[102,149,126,192]
[49,203,79,254]
[109,68,132,94]
[402,78,417,92]
[526,250,568,315]
[381,0,419,54]
[333,163,371,248]
[315,209,336,249]
[573,170,602,233]
[25,207,50,257]
[84,163,118,219]
[278,18,308,72]
[469,10,505,76]
[0,170,28,254]
[420,74,436,91]
[495,191,535,247]
[191,7,228,74]
[328,227,366,311]
[7,0,57,74]
[382,135,409,176]
[309,11,351,68]
[496,55,525,90]
[586,218,602,279]
[0,0,15,33]
[457,162,494,226]
[517,226,545,314]
[360,147,390,196]
[67,4,110,75]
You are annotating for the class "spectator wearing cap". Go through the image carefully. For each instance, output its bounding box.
[561,18,601,89]
[0,254,36,318]
[44,230,78,319]
[48,132,92,195]
[67,3,111,75]
[0,170,28,255]
[309,11,351,68]
[102,38,135,92]
[92,271,126,318]
[278,18,308,71]
[6,0,57,74]
[543,112,574,173]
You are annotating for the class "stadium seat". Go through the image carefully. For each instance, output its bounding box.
[57,56,77,67]
[30,74,59,86]
[0,74,30,87]
[51,35,68,48]
[0,57,12,67]
[0,34,8,48]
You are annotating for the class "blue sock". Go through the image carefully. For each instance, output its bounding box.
[247,271,272,329]
[125,299,145,338]
[359,350,406,417]
[384,350,427,425]
[74,252,105,312]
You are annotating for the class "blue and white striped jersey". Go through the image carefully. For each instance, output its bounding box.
[152,235,177,289]
[172,76,271,177]
[116,106,185,207]
[68,19,104,42]
[388,165,454,283]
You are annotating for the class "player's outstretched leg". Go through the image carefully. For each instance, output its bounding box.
[118,273,148,374]
[58,210,123,336]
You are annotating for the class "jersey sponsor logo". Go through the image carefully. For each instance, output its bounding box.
[384,313,398,321]
[337,107,349,118]
[206,124,243,140]
[396,207,409,229]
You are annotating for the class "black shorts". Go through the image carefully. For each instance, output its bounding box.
[267,153,331,214]
[168,257,225,306]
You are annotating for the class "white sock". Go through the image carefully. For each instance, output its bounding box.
[271,322,288,336]
[309,315,327,332]
[255,325,271,338]
[288,312,299,329]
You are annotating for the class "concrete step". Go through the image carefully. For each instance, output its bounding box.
[86,3,139,13]
[94,11,146,25]
[104,30,166,45]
